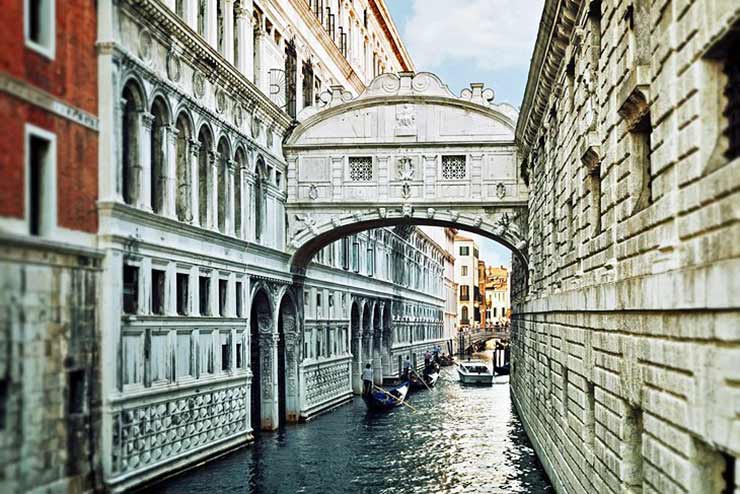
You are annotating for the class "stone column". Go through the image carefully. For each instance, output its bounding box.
[115,98,127,203]
[259,333,280,431]
[226,159,236,236]
[295,46,304,115]
[164,125,179,219]
[139,112,154,211]
[284,330,300,422]
[188,139,200,225]
[206,0,218,48]
[209,151,219,230]
[223,0,234,63]
[235,5,253,78]
[184,0,198,30]
[254,28,266,91]
[351,334,363,395]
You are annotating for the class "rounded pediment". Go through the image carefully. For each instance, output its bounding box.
[289,72,518,147]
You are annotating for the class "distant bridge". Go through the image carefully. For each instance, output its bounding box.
[458,328,510,354]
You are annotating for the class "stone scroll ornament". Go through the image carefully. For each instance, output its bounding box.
[398,157,414,199]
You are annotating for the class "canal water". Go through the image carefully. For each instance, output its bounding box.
[143,366,553,494]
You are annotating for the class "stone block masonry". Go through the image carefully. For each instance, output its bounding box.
[513,0,740,493]
[0,237,102,494]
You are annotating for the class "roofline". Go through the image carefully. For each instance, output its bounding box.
[370,0,415,72]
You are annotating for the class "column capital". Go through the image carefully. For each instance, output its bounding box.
[228,159,238,172]
[140,111,155,129]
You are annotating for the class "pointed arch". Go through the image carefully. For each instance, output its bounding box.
[196,123,213,227]
[216,136,231,233]
[149,95,171,215]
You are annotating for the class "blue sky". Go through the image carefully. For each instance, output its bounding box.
[385,0,544,267]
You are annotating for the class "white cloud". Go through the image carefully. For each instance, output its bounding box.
[402,0,544,72]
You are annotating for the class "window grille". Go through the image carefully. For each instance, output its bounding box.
[441,155,466,179]
[725,45,740,160]
[349,157,373,181]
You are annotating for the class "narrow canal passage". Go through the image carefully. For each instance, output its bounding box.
[143,369,552,494]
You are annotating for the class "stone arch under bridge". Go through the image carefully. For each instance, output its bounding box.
[284,72,529,274]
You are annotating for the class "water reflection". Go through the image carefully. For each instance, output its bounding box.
[143,369,552,494]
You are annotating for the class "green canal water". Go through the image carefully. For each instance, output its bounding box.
[142,368,552,494]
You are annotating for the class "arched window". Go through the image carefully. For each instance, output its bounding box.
[197,126,213,227]
[254,156,266,242]
[120,81,144,205]
[175,112,192,222]
[461,306,469,324]
[234,147,246,237]
[150,97,169,215]
[217,137,230,233]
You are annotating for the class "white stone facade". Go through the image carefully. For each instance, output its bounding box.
[93,0,446,491]
[512,1,740,493]
[453,235,480,330]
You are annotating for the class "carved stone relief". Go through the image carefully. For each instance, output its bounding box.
[192,71,206,99]
[166,50,181,82]
[138,29,152,61]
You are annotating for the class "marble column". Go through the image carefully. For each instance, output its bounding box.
[206,0,218,48]
[164,125,179,219]
[295,47,304,115]
[226,159,235,236]
[139,112,154,211]
[207,151,217,230]
[259,333,280,431]
[235,5,253,77]
[351,335,363,395]
[188,139,200,225]
[222,0,234,63]
[184,0,198,30]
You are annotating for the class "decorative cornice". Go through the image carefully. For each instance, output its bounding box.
[516,0,583,155]
[0,72,98,131]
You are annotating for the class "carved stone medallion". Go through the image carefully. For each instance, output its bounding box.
[192,71,206,99]
[166,51,181,82]
[138,29,152,61]
[233,104,244,127]
[215,88,227,114]
[496,182,506,199]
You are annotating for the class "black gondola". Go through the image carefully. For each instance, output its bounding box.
[410,371,440,391]
[362,381,410,412]
[494,363,510,376]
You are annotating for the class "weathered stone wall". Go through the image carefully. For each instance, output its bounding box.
[0,237,101,494]
[513,1,739,493]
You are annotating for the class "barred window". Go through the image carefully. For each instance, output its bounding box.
[349,157,373,181]
[725,43,740,160]
[441,155,466,180]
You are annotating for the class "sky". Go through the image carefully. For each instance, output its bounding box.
[385,0,544,268]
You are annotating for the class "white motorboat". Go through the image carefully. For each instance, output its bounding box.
[457,360,494,385]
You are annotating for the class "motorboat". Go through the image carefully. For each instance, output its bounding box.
[362,381,410,411]
[457,360,494,386]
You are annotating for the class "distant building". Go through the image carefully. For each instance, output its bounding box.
[484,265,510,325]
[453,235,481,330]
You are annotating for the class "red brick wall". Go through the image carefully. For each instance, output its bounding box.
[0,0,98,233]
[0,0,98,114]
[0,97,98,233]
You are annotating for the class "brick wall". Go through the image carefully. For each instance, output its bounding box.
[0,97,98,232]
[513,1,740,493]
[0,241,101,494]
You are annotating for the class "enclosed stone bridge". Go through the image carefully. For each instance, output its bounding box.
[283,72,529,274]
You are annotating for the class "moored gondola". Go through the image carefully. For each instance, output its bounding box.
[438,354,455,367]
[362,381,410,412]
[493,363,510,376]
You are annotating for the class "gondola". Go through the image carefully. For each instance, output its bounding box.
[409,371,440,391]
[493,363,510,376]
[438,355,455,367]
[362,381,410,412]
